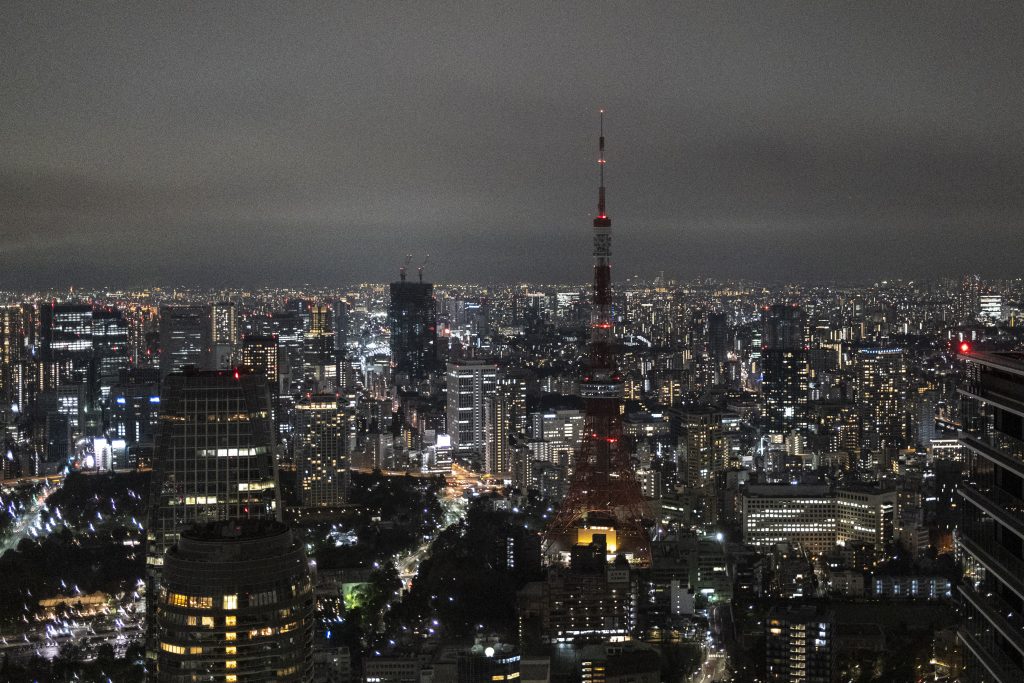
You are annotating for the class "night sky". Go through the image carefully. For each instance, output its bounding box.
[3,3,1023,288]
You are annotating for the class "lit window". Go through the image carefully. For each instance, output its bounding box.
[225,615,236,626]
[223,595,238,610]
[226,660,237,669]
[225,632,236,641]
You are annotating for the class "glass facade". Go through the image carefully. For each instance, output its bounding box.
[958,352,1024,682]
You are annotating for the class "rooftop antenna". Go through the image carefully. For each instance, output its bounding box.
[400,254,412,282]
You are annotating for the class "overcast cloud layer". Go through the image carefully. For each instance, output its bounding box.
[2,2,1023,287]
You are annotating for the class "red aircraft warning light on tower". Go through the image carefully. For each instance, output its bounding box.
[543,112,651,566]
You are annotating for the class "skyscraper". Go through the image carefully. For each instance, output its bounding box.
[958,349,1024,682]
[389,272,438,390]
[269,310,305,394]
[240,334,280,390]
[485,372,527,477]
[854,346,909,453]
[302,303,338,393]
[146,369,281,577]
[40,302,93,387]
[447,360,497,456]
[153,519,315,682]
[294,393,354,507]
[761,304,809,441]
[211,301,237,369]
[0,305,24,406]
[92,307,130,400]
[158,305,212,378]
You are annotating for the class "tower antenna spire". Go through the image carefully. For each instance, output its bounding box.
[598,109,606,219]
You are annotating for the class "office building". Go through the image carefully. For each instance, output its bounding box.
[761,305,809,441]
[158,305,211,377]
[211,301,237,369]
[741,484,897,556]
[40,302,93,387]
[958,350,1024,682]
[240,334,280,390]
[92,307,130,399]
[388,275,437,389]
[153,519,315,682]
[0,305,24,405]
[146,369,280,577]
[269,310,306,394]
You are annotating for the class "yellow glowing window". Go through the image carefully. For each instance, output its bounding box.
[186,616,197,626]
[225,615,236,626]
[189,646,202,655]
[201,616,215,628]
[223,595,238,610]
[226,660,237,669]
[225,632,237,641]
[225,646,237,655]
[159,642,186,654]
[226,676,237,683]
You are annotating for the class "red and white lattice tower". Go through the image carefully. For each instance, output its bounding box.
[544,112,651,566]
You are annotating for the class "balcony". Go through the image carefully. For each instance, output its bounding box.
[959,620,1024,683]
[959,483,1024,541]
[958,534,1024,601]
[960,433,1024,480]
[960,378,1024,418]
[959,584,1024,658]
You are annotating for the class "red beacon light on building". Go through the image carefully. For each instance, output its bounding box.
[959,341,971,354]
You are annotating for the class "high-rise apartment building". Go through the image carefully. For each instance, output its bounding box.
[153,519,314,682]
[765,604,835,683]
[294,393,355,507]
[854,346,909,453]
[958,350,1024,682]
[389,276,437,389]
[485,373,527,476]
[446,360,497,456]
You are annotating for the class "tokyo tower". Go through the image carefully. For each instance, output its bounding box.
[544,112,651,566]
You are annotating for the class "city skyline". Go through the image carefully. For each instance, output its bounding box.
[4,3,1024,288]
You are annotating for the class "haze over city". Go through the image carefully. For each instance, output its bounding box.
[4,3,1024,288]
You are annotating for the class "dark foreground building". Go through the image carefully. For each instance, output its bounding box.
[958,350,1024,682]
[153,519,315,682]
